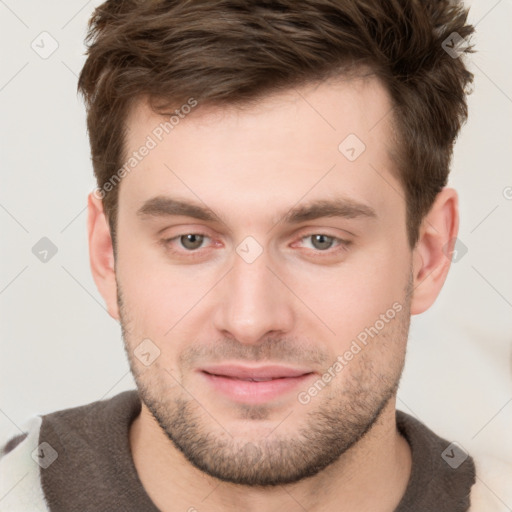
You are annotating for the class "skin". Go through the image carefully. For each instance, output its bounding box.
[88,75,458,511]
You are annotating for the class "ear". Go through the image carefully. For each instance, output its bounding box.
[410,187,459,315]
[87,192,120,320]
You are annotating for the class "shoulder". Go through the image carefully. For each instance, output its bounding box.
[0,415,50,511]
[469,452,512,511]
[0,390,141,512]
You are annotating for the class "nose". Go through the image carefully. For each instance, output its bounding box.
[212,243,295,345]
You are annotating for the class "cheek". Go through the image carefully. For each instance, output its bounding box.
[291,244,409,347]
[116,243,216,341]
[115,239,168,332]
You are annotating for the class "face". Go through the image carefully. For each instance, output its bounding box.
[114,76,413,486]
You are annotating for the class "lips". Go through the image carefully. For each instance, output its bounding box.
[198,364,317,403]
[199,364,313,381]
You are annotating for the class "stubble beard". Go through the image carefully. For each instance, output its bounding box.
[118,280,411,487]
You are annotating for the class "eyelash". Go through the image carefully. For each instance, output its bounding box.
[161,232,351,258]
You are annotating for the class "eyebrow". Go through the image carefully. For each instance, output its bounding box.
[137,196,377,225]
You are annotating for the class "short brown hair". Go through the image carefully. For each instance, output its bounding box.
[77,0,475,248]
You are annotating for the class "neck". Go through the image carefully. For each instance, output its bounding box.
[129,396,412,512]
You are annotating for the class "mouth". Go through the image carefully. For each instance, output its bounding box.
[197,364,316,403]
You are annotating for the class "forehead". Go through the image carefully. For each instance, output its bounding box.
[119,76,401,224]
[124,74,394,149]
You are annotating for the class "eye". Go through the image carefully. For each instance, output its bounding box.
[298,234,351,253]
[175,233,209,251]
[160,232,351,259]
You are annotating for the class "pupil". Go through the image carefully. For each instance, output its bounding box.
[313,234,332,250]
[182,234,203,249]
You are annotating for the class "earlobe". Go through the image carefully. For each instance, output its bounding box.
[410,188,459,315]
[87,192,120,320]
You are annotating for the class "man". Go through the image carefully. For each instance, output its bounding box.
[1,1,511,511]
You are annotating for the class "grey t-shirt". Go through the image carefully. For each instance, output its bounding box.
[3,390,476,511]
